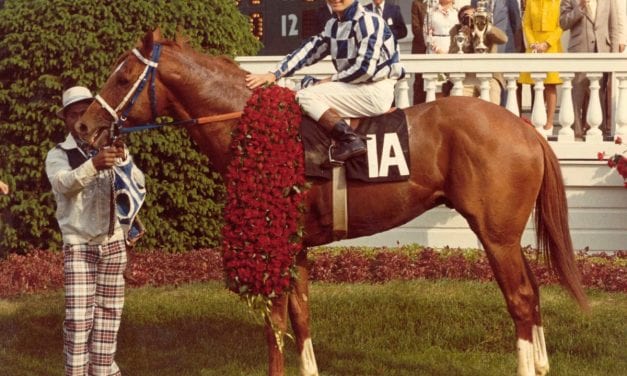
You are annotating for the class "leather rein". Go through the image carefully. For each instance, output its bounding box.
[94,42,242,141]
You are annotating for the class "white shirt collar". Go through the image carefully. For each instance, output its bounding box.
[58,133,80,150]
[57,133,90,158]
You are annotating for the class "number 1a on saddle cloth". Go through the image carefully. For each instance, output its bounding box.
[300,109,411,183]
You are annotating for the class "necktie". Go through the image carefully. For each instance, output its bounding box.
[376,5,382,16]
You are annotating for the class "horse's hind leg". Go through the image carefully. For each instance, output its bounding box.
[481,240,548,376]
[288,251,319,376]
[524,258,549,375]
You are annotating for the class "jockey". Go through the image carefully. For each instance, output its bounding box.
[246,0,405,163]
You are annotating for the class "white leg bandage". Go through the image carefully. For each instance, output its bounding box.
[532,325,550,376]
[300,338,319,376]
[517,338,535,376]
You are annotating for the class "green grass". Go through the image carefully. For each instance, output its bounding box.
[1,280,625,375]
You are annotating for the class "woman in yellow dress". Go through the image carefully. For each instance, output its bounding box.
[518,0,563,134]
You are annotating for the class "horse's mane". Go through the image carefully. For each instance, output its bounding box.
[165,37,247,75]
[112,33,247,76]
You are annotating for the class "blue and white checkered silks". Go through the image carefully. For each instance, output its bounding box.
[113,158,145,246]
[275,0,404,84]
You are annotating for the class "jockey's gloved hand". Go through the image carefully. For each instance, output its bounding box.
[300,75,320,89]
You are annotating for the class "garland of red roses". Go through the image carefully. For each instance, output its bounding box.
[222,85,306,326]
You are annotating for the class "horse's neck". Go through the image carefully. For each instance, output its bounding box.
[164,50,251,175]
[166,51,250,117]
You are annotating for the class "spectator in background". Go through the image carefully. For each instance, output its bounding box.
[0,180,8,195]
[424,0,458,54]
[449,5,508,104]
[560,0,621,138]
[412,0,428,104]
[472,0,523,107]
[618,0,626,52]
[518,0,563,136]
[365,0,408,41]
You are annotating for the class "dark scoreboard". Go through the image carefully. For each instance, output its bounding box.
[237,0,327,55]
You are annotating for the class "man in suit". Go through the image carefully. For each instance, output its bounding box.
[617,0,626,52]
[365,0,408,41]
[560,0,621,137]
[411,0,428,104]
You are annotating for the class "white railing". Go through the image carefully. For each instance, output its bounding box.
[237,52,627,146]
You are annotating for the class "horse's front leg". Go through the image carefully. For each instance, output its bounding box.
[288,251,319,376]
[265,294,289,376]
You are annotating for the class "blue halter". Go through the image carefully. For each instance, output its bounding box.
[94,43,162,143]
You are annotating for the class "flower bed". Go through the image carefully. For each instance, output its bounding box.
[0,247,624,299]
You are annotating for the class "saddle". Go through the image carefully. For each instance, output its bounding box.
[301,108,411,182]
[300,109,411,239]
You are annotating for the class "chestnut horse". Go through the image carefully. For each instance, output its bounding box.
[78,30,587,376]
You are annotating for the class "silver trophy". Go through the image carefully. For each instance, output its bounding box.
[473,0,490,53]
[455,31,467,54]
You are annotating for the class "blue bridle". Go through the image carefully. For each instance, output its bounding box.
[94,43,162,142]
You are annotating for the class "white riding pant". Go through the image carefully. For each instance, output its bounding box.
[296,79,397,121]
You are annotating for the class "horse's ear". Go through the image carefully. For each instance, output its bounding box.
[152,28,162,42]
[136,28,162,55]
[175,27,190,47]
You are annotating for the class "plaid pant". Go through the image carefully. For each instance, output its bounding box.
[63,240,127,376]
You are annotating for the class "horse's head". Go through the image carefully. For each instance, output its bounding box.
[79,29,169,148]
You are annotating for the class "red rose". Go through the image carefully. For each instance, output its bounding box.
[222,86,305,302]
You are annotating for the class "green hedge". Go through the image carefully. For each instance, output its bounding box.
[0,0,261,255]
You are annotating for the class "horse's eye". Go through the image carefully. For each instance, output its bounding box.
[116,73,131,86]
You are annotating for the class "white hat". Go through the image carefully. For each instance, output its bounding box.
[56,86,94,119]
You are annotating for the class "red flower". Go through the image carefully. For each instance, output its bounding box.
[598,144,626,188]
[222,85,306,305]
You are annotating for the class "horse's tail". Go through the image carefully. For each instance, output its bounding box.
[535,136,589,310]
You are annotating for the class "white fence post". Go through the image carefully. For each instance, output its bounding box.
[449,73,465,96]
[530,73,548,135]
[558,73,575,142]
[424,73,438,103]
[476,73,492,102]
[586,73,604,142]
[503,73,520,116]
[615,73,627,140]
[395,77,410,109]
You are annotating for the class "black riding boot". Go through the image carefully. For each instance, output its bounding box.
[329,120,367,162]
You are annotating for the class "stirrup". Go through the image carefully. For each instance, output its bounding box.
[320,144,345,169]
